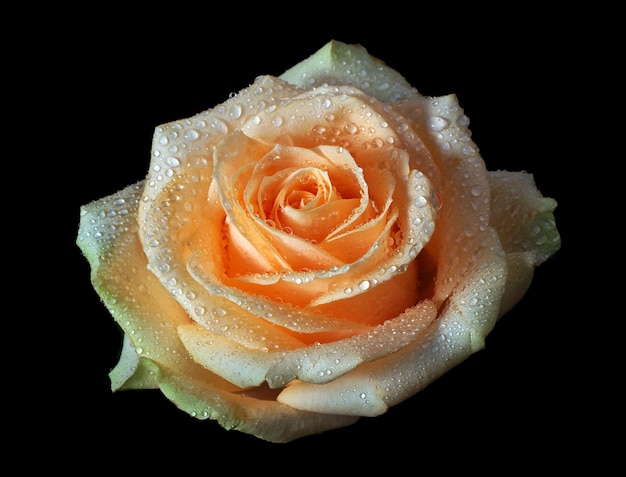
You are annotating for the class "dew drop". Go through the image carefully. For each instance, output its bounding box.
[229,103,243,119]
[165,156,181,167]
[413,196,427,207]
[184,129,200,141]
[213,307,227,317]
[210,118,228,134]
[428,116,449,131]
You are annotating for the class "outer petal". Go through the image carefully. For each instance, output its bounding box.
[280,40,417,102]
[488,170,561,315]
[158,373,359,443]
[177,299,437,390]
[77,182,234,391]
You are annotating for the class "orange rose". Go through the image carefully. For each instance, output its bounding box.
[77,40,560,442]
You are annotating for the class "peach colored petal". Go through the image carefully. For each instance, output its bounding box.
[310,261,420,326]
[277,236,508,416]
[178,299,436,390]
[308,168,436,308]
[139,166,367,347]
[187,254,372,336]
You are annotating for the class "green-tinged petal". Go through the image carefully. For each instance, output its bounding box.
[488,170,561,315]
[159,373,360,443]
[280,40,417,102]
[109,335,160,391]
[77,182,239,392]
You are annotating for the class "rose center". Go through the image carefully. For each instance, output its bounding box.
[260,167,341,224]
[256,166,362,245]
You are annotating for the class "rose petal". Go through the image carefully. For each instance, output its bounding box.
[76,182,239,392]
[109,336,159,391]
[138,75,306,211]
[157,373,359,443]
[266,299,437,388]
[187,255,372,336]
[308,168,436,307]
[488,170,561,315]
[280,40,416,102]
[396,94,494,308]
[277,235,508,416]
[178,299,437,389]
[215,132,346,273]
[140,165,371,339]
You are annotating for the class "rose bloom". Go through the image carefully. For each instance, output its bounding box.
[77,40,560,442]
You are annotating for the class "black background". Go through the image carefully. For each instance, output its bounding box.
[21,5,609,473]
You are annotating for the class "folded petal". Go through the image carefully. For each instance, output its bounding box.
[158,373,359,443]
[178,299,437,389]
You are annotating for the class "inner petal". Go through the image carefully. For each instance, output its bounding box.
[258,167,365,243]
[245,143,373,249]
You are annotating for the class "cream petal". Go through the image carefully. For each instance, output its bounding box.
[178,300,436,389]
[158,373,359,443]
[108,335,159,391]
[216,132,346,272]
[266,299,437,388]
[76,181,239,392]
[317,206,389,263]
[178,324,286,389]
[397,94,494,308]
[241,87,404,154]
[488,170,561,315]
[138,75,306,210]
[280,40,416,102]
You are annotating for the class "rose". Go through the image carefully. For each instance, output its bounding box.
[77,40,560,442]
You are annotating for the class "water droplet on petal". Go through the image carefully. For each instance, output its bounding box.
[358,280,371,291]
[184,129,200,141]
[428,116,449,131]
